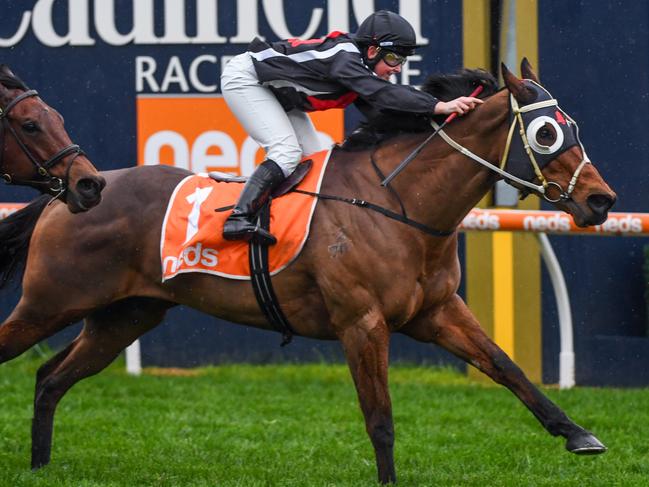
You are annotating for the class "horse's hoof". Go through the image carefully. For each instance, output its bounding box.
[31,458,50,471]
[565,431,607,455]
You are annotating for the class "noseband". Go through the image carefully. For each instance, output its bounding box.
[430,82,591,203]
[0,89,85,197]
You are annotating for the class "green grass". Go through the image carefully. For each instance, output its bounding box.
[1,354,649,486]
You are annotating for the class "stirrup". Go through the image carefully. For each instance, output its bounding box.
[223,219,277,245]
[251,221,277,246]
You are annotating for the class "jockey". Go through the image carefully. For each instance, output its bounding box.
[220,9,482,245]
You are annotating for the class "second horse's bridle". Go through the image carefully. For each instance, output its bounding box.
[0,89,85,197]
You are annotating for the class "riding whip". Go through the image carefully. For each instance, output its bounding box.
[381,84,484,186]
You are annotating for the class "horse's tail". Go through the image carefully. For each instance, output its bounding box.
[0,195,51,289]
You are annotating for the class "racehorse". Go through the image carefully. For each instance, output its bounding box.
[0,65,105,213]
[0,60,615,484]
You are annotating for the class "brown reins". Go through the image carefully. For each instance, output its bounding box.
[0,89,85,196]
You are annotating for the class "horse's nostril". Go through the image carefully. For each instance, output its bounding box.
[587,194,615,214]
[77,176,105,197]
[78,179,95,193]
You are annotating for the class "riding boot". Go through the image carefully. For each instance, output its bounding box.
[222,159,286,245]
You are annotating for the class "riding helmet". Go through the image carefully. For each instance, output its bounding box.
[354,10,417,56]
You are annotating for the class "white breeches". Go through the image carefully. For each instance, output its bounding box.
[221,52,326,176]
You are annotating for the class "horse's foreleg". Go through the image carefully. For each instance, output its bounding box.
[338,318,395,484]
[31,298,171,469]
[401,294,606,454]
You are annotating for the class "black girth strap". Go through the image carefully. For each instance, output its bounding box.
[248,202,296,346]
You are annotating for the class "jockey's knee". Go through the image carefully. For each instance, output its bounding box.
[267,145,303,177]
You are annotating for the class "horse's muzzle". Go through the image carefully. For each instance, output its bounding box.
[72,175,106,211]
[586,192,616,224]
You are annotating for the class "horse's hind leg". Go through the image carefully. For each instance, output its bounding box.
[31,297,172,469]
[338,317,395,485]
[0,301,83,364]
[401,294,606,455]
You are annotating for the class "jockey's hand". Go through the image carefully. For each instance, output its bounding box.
[434,96,483,116]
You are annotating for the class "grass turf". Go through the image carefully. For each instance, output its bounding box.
[1,353,648,486]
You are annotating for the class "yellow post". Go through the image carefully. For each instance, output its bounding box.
[463,0,495,378]
[463,0,541,383]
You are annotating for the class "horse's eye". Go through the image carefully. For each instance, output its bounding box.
[527,117,564,154]
[536,123,556,144]
[22,121,39,133]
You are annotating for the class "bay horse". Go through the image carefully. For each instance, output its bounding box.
[0,60,615,484]
[0,65,105,213]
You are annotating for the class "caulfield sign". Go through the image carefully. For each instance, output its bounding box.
[1,1,430,176]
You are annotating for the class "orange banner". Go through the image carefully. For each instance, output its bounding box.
[136,95,344,176]
[0,203,27,219]
[460,209,649,236]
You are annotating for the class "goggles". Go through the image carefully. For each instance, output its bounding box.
[378,48,407,67]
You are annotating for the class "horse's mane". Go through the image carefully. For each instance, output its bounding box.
[0,65,28,91]
[341,68,499,150]
[0,195,52,289]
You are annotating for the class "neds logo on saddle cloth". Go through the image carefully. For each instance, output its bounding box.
[161,149,331,281]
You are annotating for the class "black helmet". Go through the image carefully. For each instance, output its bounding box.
[354,10,417,56]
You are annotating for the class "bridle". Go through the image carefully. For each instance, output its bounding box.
[430,81,591,203]
[0,89,85,197]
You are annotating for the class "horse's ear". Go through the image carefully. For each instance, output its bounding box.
[0,64,14,77]
[0,67,8,95]
[520,57,539,83]
[501,62,536,104]
[0,65,13,93]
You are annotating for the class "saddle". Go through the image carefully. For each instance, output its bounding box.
[209,159,313,200]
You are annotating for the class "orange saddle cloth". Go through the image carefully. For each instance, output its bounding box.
[160,149,331,281]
